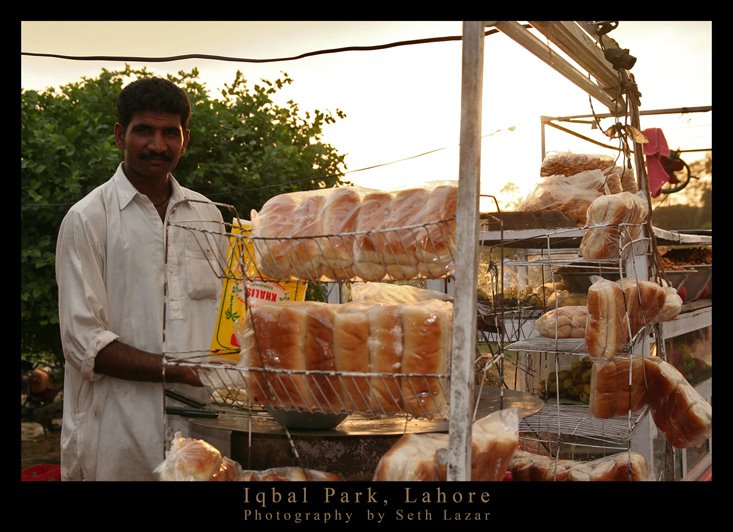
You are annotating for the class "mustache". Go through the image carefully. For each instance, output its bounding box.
[140,152,173,161]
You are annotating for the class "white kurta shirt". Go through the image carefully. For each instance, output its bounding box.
[56,163,225,481]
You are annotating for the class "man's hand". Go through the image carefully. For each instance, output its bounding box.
[95,340,202,386]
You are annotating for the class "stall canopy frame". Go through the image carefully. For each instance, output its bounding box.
[449,20,643,481]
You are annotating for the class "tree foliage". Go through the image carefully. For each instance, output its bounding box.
[21,65,347,360]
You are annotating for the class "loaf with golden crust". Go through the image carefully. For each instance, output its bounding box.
[155,432,223,481]
[417,184,458,277]
[251,194,299,278]
[320,187,361,279]
[644,356,712,448]
[616,278,666,336]
[579,192,649,260]
[353,191,392,281]
[585,279,629,359]
[400,299,452,417]
[535,305,588,339]
[509,449,650,481]
[366,304,405,413]
[373,409,518,481]
[657,286,683,322]
[332,302,372,411]
[589,357,648,419]
[382,188,429,279]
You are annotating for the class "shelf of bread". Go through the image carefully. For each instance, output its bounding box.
[168,294,455,420]
[168,356,450,419]
[248,183,458,282]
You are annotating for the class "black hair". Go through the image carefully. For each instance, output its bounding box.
[116,77,191,130]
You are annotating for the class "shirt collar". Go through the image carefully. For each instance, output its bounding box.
[112,162,189,210]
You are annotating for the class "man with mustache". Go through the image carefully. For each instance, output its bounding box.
[55,77,225,480]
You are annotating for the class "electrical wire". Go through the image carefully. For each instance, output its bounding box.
[20,26,523,64]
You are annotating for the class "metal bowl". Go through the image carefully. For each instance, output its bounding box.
[266,407,348,430]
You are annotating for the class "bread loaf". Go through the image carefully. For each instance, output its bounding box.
[289,194,327,280]
[579,191,648,260]
[617,279,666,336]
[367,304,404,413]
[155,432,223,481]
[657,286,683,322]
[535,306,588,338]
[333,302,372,411]
[417,184,458,277]
[251,194,298,278]
[585,279,629,359]
[382,188,429,279]
[353,191,392,281]
[644,357,712,448]
[400,299,452,416]
[589,357,648,418]
[241,467,344,481]
[302,302,340,410]
[372,432,447,481]
[510,449,649,481]
[373,409,518,481]
[320,187,360,279]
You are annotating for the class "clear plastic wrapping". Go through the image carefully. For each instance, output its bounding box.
[240,467,344,481]
[155,432,238,481]
[579,191,649,260]
[232,299,453,417]
[535,305,588,339]
[589,357,648,418]
[509,449,650,481]
[587,355,712,449]
[250,183,457,281]
[372,409,519,481]
[518,170,607,225]
[540,151,616,177]
[350,282,452,305]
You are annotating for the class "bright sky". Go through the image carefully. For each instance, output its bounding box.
[21,21,712,211]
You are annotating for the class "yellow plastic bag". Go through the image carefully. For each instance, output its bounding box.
[209,219,307,361]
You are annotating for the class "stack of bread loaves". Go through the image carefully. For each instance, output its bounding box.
[588,356,712,448]
[509,449,650,481]
[237,298,453,417]
[373,409,519,481]
[251,183,457,281]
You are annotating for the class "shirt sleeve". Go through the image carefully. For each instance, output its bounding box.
[56,207,118,382]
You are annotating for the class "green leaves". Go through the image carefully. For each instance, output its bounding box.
[21,66,348,361]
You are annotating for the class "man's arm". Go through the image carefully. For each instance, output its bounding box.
[95,340,201,386]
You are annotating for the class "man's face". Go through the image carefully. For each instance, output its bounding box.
[114,111,190,181]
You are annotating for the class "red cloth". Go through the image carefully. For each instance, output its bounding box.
[642,128,671,197]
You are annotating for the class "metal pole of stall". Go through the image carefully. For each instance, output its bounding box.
[447,20,484,481]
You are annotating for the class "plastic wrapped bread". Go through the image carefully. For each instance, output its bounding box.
[240,467,344,481]
[373,409,519,481]
[155,432,223,481]
[519,170,607,225]
[644,356,712,448]
[589,357,648,418]
[251,184,457,282]
[657,286,683,322]
[350,282,452,305]
[616,278,667,336]
[332,302,372,411]
[381,187,430,279]
[400,299,452,416]
[236,299,452,416]
[540,151,616,177]
[535,305,588,338]
[416,183,458,277]
[579,191,649,260]
[352,191,392,281]
[585,279,629,359]
[319,187,361,279]
[510,449,650,481]
[250,194,299,278]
